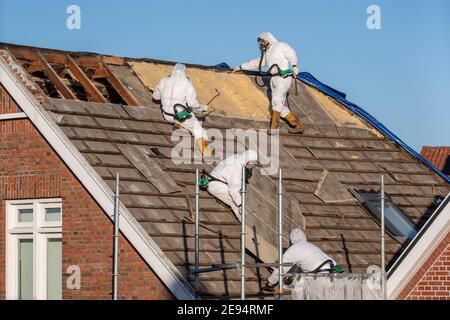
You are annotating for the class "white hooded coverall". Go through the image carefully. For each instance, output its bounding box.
[268,228,336,285]
[239,32,298,118]
[153,63,207,140]
[207,150,258,221]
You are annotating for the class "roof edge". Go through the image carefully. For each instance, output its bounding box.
[0,42,229,73]
[387,192,450,299]
[0,55,196,300]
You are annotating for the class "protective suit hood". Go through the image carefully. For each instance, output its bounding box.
[258,32,278,45]
[171,63,187,81]
[290,228,307,244]
[237,149,258,166]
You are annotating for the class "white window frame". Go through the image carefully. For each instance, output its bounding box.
[6,198,62,300]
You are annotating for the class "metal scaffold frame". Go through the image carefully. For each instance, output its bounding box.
[193,167,286,300]
[192,169,387,300]
[240,165,247,300]
[112,173,120,300]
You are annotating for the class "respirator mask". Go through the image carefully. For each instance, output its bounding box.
[258,37,269,52]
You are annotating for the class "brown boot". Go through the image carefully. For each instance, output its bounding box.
[268,111,281,135]
[284,112,304,134]
[198,138,214,158]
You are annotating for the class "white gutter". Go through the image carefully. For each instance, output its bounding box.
[0,56,195,300]
[387,192,450,299]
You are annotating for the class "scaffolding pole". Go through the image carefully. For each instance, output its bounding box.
[112,173,120,300]
[240,166,246,300]
[381,175,386,300]
[194,169,200,299]
[277,168,283,299]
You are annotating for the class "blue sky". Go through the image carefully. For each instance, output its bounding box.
[0,0,449,151]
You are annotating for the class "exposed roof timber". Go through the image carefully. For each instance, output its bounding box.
[6,45,137,105]
[0,55,195,300]
[5,43,124,67]
[92,68,108,79]
[66,55,107,103]
[36,51,77,100]
[25,60,45,73]
[1,42,231,72]
[0,47,47,101]
[101,62,140,106]
[10,45,140,106]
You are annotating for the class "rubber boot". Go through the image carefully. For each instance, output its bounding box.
[284,112,304,134]
[198,138,214,158]
[268,111,281,135]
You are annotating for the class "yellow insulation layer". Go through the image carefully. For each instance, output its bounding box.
[129,61,270,121]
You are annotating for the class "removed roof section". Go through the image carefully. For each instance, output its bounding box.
[420,146,450,176]
[129,61,270,121]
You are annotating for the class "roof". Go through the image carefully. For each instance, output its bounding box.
[1,43,449,299]
[420,146,450,176]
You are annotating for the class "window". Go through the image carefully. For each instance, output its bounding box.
[6,199,62,300]
[350,189,418,241]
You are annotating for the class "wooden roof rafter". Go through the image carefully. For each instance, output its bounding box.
[7,44,124,68]
[36,51,77,100]
[66,55,107,103]
[100,62,140,106]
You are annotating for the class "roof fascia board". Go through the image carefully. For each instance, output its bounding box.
[0,57,195,300]
[387,192,450,299]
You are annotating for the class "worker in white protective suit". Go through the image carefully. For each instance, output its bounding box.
[262,228,337,291]
[206,150,258,222]
[234,32,304,134]
[153,63,212,157]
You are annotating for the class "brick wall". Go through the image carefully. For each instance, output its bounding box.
[398,232,450,300]
[0,84,173,299]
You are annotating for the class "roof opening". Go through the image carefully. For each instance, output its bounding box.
[94,77,126,105]
[61,68,89,100]
[31,70,61,98]
[349,188,418,242]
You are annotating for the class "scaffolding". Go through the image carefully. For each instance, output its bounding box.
[192,168,388,300]
[112,173,120,300]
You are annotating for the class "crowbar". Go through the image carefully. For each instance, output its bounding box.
[197,88,220,120]
[206,88,221,106]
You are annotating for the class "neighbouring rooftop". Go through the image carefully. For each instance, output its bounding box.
[420,146,450,176]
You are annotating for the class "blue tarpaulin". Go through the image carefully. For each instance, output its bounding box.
[211,62,450,184]
[213,62,230,69]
